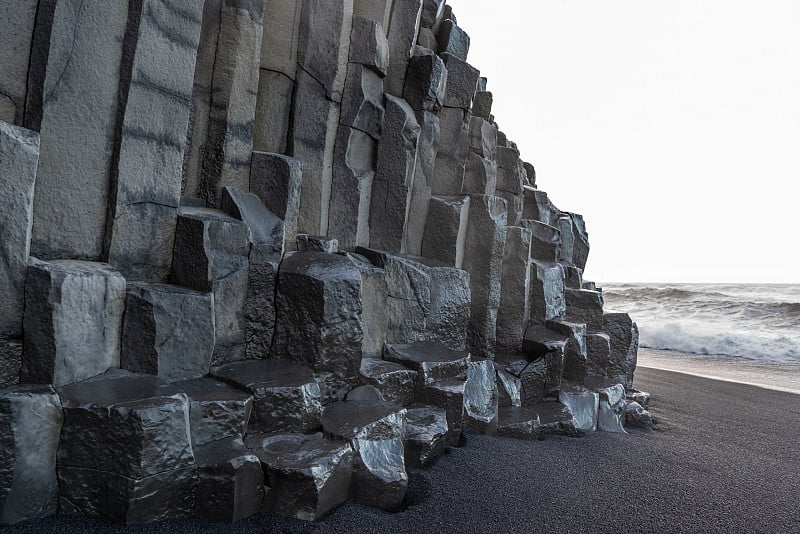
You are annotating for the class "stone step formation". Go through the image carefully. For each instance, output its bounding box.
[0,0,652,526]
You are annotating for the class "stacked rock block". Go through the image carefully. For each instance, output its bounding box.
[0,0,651,526]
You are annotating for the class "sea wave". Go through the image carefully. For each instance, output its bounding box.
[639,320,800,364]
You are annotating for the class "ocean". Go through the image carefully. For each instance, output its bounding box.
[602,283,800,366]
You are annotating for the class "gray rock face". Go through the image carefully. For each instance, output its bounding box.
[296,235,339,253]
[625,401,654,430]
[369,95,420,252]
[194,437,264,523]
[385,0,423,96]
[496,146,525,195]
[463,359,499,434]
[416,379,464,446]
[569,213,590,270]
[422,196,470,268]
[345,385,386,402]
[564,288,605,329]
[627,389,652,410]
[121,283,215,382]
[22,260,126,387]
[297,0,352,102]
[523,219,561,262]
[360,358,418,407]
[384,342,470,386]
[176,377,253,447]
[597,384,627,433]
[403,110,440,256]
[0,123,38,339]
[468,116,497,160]
[495,364,522,408]
[340,63,385,138]
[441,54,479,109]
[0,339,22,389]
[350,16,390,76]
[347,254,389,357]
[497,402,577,439]
[250,152,302,251]
[522,187,560,226]
[0,2,39,124]
[0,385,62,525]
[575,332,612,387]
[462,195,507,358]
[171,207,250,364]
[211,359,321,434]
[353,0,393,30]
[431,107,470,195]
[472,91,493,120]
[271,252,363,403]
[403,51,447,112]
[425,261,471,350]
[403,406,448,467]
[496,226,533,351]
[437,20,470,61]
[603,312,640,388]
[30,0,129,261]
[244,246,279,360]
[558,388,599,431]
[523,162,536,187]
[462,151,497,196]
[221,186,285,256]
[322,400,408,510]
[529,261,566,324]
[247,432,354,521]
[420,0,445,29]
[105,0,203,282]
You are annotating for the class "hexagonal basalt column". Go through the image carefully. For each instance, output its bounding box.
[360,358,418,407]
[176,377,253,448]
[211,359,321,434]
[383,342,470,386]
[271,252,364,403]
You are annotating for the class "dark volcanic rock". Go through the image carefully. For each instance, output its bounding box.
[176,377,253,447]
[0,338,22,389]
[0,385,62,525]
[211,359,321,434]
[497,402,577,439]
[360,358,418,407]
[558,387,599,431]
[603,312,640,388]
[403,406,449,467]
[463,359,499,434]
[597,384,627,433]
[383,342,470,386]
[625,401,654,430]
[416,379,465,447]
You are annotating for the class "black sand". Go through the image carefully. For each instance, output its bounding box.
[7,367,800,533]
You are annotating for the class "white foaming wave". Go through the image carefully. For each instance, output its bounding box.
[638,320,800,364]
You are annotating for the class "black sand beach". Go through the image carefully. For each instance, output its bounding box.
[7,366,799,534]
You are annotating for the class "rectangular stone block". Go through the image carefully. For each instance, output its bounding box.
[354,0,393,31]
[253,69,294,153]
[522,186,560,226]
[431,107,470,195]
[403,110,440,256]
[403,51,447,112]
[421,195,470,268]
[441,53,479,109]
[385,0,424,96]
[22,260,126,387]
[0,339,22,389]
[564,288,605,329]
[496,226,533,351]
[350,16,390,76]
[297,0,353,102]
[529,261,566,325]
[426,263,471,351]
[461,152,497,196]
[437,19,470,61]
[0,122,39,338]
[260,0,302,78]
[250,152,302,251]
[522,219,561,261]
[0,2,39,124]
[340,63,385,139]
[472,91,493,120]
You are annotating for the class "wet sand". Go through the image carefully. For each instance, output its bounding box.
[8,366,800,534]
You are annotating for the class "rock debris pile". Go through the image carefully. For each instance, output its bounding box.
[0,0,652,526]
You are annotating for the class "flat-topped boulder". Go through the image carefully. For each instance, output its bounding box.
[245,432,354,521]
[403,406,449,467]
[211,359,321,434]
[360,358,418,407]
[416,379,465,447]
[383,342,470,385]
[176,377,253,447]
[497,402,577,439]
[564,288,604,329]
[194,437,264,523]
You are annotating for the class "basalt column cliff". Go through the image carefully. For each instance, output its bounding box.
[0,0,651,525]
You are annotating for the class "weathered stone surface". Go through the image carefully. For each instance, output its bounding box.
[385,0,423,96]
[496,226,533,351]
[523,162,536,187]
[289,69,339,236]
[353,0,392,30]
[497,402,577,439]
[0,385,62,525]
[250,152,302,251]
[625,401,654,430]
[297,0,352,102]
[244,247,279,360]
[523,219,561,262]
[431,107,470,195]
[360,358,418,407]
[603,312,640,388]
[472,91,493,120]
[496,146,525,195]
[597,384,627,433]
[417,27,438,50]
[518,327,568,401]
[221,186,285,256]
[627,389,651,410]
[497,190,523,227]
[403,406,448,467]
[529,261,566,324]
[247,432,353,521]
[569,213,590,270]
[468,116,497,160]
[462,151,497,196]
[462,195,507,358]
[347,254,389,357]
[556,215,576,264]
[22,260,126,387]
[369,95,420,252]
[350,16,390,76]
[105,0,203,282]
[322,400,408,510]
[194,436,264,522]
[253,69,294,154]
[564,288,605,329]
[403,110,441,256]
[416,380,464,447]
[403,51,447,112]
[211,359,321,434]
[171,207,250,365]
[425,260,471,350]
[563,264,584,289]
[121,283,215,382]
[574,331,611,387]
[559,388,599,431]
[464,359,498,434]
[340,63,384,138]
[420,0,445,29]
[345,385,386,402]
[421,196,470,268]
[522,186,560,226]
[441,53,479,109]
[296,235,339,253]
[495,364,522,408]
[259,0,302,78]
[0,122,38,338]
[198,0,265,206]
[272,252,363,403]
[329,126,378,250]
[176,377,253,447]
[57,370,194,479]
[30,0,129,261]
[437,19,470,61]
[0,2,39,124]
[0,339,22,389]
[384,342,470,385]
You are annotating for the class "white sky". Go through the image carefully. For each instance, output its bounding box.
[455,0,800,284]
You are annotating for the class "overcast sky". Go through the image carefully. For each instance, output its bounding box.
[455,0,800,284]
